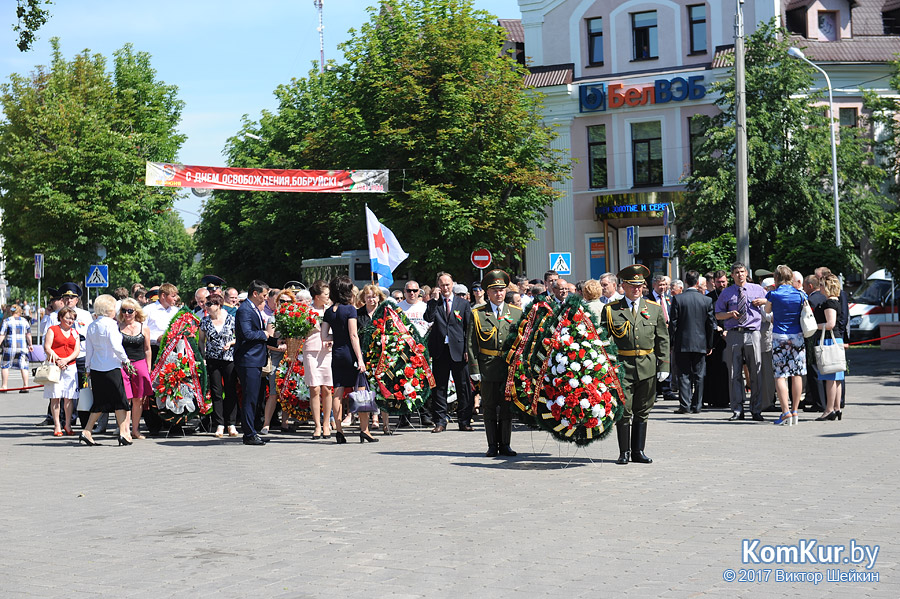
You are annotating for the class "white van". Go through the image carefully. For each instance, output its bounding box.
[848,269,897,341]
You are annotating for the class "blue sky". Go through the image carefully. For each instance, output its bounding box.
[1,0,521,225]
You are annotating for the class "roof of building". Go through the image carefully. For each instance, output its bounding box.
[498,19,524,43]
[787,34,900,61]
[524,63,574,87]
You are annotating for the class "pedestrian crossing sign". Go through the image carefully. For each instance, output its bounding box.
[86,265,109,288]
[549,252,572,276]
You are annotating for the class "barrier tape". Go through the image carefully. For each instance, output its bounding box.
[847,330,900,345]
[0,384,44,392]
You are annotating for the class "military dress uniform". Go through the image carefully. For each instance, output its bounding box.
[602,265,669,464]
[467,269,522,457]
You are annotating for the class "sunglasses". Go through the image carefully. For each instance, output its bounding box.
[278,299,292,304]
[405,289,419,293]
[122,308,136,314]
[205,302,220,308]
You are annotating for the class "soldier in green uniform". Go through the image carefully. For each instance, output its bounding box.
[468,269,523,457]
[602,264,670,465]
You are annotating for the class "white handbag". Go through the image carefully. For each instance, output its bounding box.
[76,383,93,412]
[800,300,818,338]
[815,329,846,375]
[34,360,61,384]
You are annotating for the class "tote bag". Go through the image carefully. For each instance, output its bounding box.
[33,360,61,385]
[800,301,818,338]
[815,329,846,375]
[348,373,379,413]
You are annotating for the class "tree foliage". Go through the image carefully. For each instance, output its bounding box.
[196,0,567,286]
[0,39,193,290]
[679,20,885,273]
[679,233,737,275]
[13,0,51,52]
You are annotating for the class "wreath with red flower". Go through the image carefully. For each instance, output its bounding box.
[275,353,311,421]
[359,300,434,414]
[502,299,556,429]
[150,308,210,426]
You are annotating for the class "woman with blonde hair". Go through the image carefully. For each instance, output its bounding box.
[357,284,389,433]
[117,298,153,439]
[80,294,133,446]
[0,304,33,392]
[765,265,808,426]
[814,274,846,421]
[581,279,605,323]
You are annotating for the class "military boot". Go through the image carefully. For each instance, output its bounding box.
[631,421,652,463]
[615,422,631,465]
[498,419,516,457]
[484,418,499,457]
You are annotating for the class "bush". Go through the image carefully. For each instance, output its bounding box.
[677,233,736,274]
[768,236,857,278]
[872,210,900,278]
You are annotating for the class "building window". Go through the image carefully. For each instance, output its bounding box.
[688,116,705,173]
[688,5,707,54]
[818,11,839,41]
[632,121,662,186]
[587,18,603,66]
[588,125,607,189]
[839,107,858,128]
[632,11,658,60]
[884,9,900,34]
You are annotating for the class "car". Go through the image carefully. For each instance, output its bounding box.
[848,269,897,341]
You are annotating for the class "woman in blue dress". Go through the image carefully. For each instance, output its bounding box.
[323,275,376,443]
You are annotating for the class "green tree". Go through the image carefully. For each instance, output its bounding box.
[0,39,192,290]
[13,0,51,52]
[680,20,885,272]
[196,0,567,284]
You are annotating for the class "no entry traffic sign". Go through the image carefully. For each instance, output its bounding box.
[470,248,492,270]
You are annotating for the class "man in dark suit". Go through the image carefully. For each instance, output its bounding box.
[703,269,730,408]
[669,270,715,414]
[235,280,274,446]
[424,272,474,432]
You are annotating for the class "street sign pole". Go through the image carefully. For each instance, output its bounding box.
[34,253,43,345]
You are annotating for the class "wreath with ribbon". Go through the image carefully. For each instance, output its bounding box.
[502,298,556,430]
[150,309,210,426]
[275,338,311,421]
[359,300,434,415]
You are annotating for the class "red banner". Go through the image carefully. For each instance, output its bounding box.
[145,162,387,193]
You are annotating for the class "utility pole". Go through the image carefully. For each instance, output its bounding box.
[734,0,750,269]
[313,0,325,74]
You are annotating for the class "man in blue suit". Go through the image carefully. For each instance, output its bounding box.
[424,272,474,432]
[235,280,274,445]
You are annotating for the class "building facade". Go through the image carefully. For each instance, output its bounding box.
[508,0,900,281]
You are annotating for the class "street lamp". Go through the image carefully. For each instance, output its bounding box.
[787,47,841,249]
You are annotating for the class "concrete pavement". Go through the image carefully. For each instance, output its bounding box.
[0,346,897,598]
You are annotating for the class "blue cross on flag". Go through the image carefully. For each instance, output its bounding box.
[365,206,408,288]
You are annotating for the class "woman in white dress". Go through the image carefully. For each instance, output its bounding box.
[304,280,333,439]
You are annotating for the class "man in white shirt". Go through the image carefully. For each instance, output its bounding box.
[144,283,181,353]
[397,280,430,337]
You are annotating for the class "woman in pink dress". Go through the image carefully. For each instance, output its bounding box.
[304,280,333,439]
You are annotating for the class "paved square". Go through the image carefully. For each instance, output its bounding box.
[1,347,897,598]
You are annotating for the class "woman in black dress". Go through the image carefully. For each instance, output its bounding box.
[323,276,376,443]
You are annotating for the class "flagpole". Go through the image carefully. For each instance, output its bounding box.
[366,204,376,285]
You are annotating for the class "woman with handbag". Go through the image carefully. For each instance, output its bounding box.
[765,265,808,426]
[80,294,134,447]
[42,307,80,436]
[814,274,845,421]
[117,298,153,439]
[357,284,391,434]
[323,276,374,444]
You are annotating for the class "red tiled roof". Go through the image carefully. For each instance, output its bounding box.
[524,63,574,87]
[498,19,524,43]
[712,45,735,68]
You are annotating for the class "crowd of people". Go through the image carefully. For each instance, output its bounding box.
[17,259,848,457]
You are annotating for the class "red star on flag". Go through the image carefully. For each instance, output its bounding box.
[373,227,389,256]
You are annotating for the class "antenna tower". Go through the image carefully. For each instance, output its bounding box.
[313,0,325,74]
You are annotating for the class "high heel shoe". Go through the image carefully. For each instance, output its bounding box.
[359,431,379,443]
[773,412,792,426]
[78,433,101,446]
[118,436,133,446]
[835,410,842,421]
[815,412,834,421]
[825,411,838,421]
[791,411,798,426]
[334,430,346,444]
[53,430,64,437]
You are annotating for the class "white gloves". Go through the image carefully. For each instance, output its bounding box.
[470,374,481,382]
[657,371,669,382]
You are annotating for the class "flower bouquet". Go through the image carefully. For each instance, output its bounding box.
[150,309,210,425]
[273,302,318,340]
[359,300,434,414]
[275,356,311,421]
[533,295,624,445]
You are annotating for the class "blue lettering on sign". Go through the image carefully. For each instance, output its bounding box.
[595,203,668,216]
[579,84,606,112]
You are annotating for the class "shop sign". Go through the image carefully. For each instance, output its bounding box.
[579,76,706,113]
